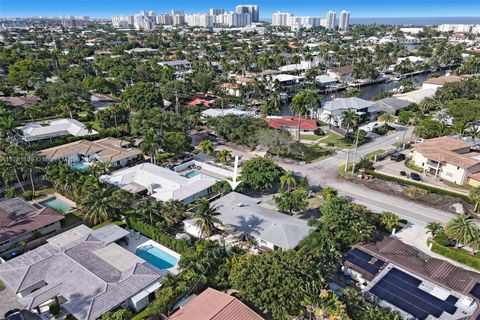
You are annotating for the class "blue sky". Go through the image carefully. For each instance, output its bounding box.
[1,0,479,18]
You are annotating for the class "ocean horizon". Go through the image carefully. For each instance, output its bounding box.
[262,16,480,25]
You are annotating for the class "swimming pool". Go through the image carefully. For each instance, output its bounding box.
[70,162,89,171]
[40,198,72,213]
[136,245,179,269]
[183,170,200,178]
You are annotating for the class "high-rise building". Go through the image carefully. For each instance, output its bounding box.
[339,10,350,31]
[221,12,251,27]
[272,11,292,26]
[172,14,185,25]
[112,15,134,28]
[326,10,336,30]
[156,14,173,25]
[235,5,259,22]
[186,13,214,28]
[210,8,225,16]
[171,9,184,16]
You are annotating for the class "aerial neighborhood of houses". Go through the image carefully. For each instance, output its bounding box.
[1,2,480,320]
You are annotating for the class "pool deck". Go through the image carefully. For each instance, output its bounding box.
[33,193,77,213]
[121,230,181,276]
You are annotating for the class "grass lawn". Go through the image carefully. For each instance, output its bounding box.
[320,133,354,149]
[300,134,323,141]
[303,144,336,163]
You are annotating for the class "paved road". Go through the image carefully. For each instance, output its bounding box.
[277,127,460,226]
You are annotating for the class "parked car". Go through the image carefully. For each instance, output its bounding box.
[178,153,194,163]
[410,172,421,181]
[390,152,405,162]
[400,171,407,176]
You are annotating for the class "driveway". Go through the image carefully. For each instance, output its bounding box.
[374,158,469,196]
[0,286,23,319]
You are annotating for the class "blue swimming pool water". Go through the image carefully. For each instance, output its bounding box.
[183,170,200,178]
[136,245,178,269]
[70,162,89,171]
[40,198,72,213]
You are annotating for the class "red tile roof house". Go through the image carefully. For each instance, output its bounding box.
[169,287,264,320]
[265,116,318,136]
[187,94,218,107]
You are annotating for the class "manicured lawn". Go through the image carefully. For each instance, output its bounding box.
[320,133,354,148]
[303,144,336,163]
[365,149,385,160]
[300,134,323,141]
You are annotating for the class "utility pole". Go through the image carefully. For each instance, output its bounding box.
[175,90,179,114]
[344,149,350,171]
[351,128,361,173]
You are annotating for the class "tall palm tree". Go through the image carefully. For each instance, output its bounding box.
[341,109,360,137]
[445,215,480,248]
[325,113,336,129]
[0,116,19,140]
[193,198,222,238]
[320,187,337,201]
[425,222,444,238]
[199,140,215,161]
[81,185,131,226]
[136,199,162,225]
[378,113,395,129]
[280,171,296,191]
[160,200,186,227]
[140,129,162,163]
[90,161,111,178]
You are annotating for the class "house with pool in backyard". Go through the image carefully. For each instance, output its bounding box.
[100,161,233,204]
[0,223,182,319]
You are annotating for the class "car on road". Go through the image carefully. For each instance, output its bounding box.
[400,171,407,176]
[177,153,194,163]
[410,172,421,181]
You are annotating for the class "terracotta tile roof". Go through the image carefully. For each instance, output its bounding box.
[169,288,263,320]
[423,75,462,86]
[357,237,480,297]
[39,138,142,164]
[265,116,318,131]
[235,76,254,84]
[414,136,480,169]
[220,83,239,90]
[0,198,64,244]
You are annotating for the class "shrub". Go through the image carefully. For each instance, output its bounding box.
[434,231,452,247]
[314,128,325,136]
[49,301,61,315]
[403,186,429,199]
[430,240,480,271]
[126,217,192,255]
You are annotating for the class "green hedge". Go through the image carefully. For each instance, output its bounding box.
[429,240,480,271]
[367,170,471,202]
[126,217,192,255]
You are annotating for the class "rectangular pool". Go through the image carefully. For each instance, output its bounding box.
[136,245,179,269]
[183,170,200,178]
[40,198,72,213]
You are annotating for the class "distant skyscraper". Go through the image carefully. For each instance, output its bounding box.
[272,12,292,26]
[326,10,336,30]
[235,5,259,22]
[339,10,350,31]
[210,8,225,16]
[171,9,184,16]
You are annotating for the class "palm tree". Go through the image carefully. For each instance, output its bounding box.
[341,109,360,137]
[192,198,222,238]
[320,187,337,201]
[136,199,162,225]
[81,185,131,226]
[419,97,442,114]
[140,129,162,163]
[469,186,480,213]
[325,113,336,129]
[215,149,232,165]
[260,92,281,116]
[280,171,296,191]
[378,113,395,129]
[0,116,19,140]
[445,215,480,248]
[160,200,186,227]
[199,140,215,161]
[290,92,308,117]
[90,161,111,177]
[425,222,444,238]
[379,211,401,233]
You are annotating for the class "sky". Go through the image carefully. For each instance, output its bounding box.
[1,0,479,19]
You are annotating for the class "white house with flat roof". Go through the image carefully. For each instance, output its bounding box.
[100,163,217,204]
[18,118,98,144]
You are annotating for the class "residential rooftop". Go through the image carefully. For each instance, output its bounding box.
[19,118,98,143]
[265,116,318,131]
[0,198,64,245]
[0,224,160,320]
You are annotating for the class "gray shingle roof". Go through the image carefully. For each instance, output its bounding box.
[323,97,374,112]
[0,225,160,320]
[209,192,312,249]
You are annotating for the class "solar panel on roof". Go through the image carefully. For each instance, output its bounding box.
[345,248,384,275]
[470,283,480,298]
[369,268,458,320]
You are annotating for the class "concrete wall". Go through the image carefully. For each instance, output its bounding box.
[0,221,62,253]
